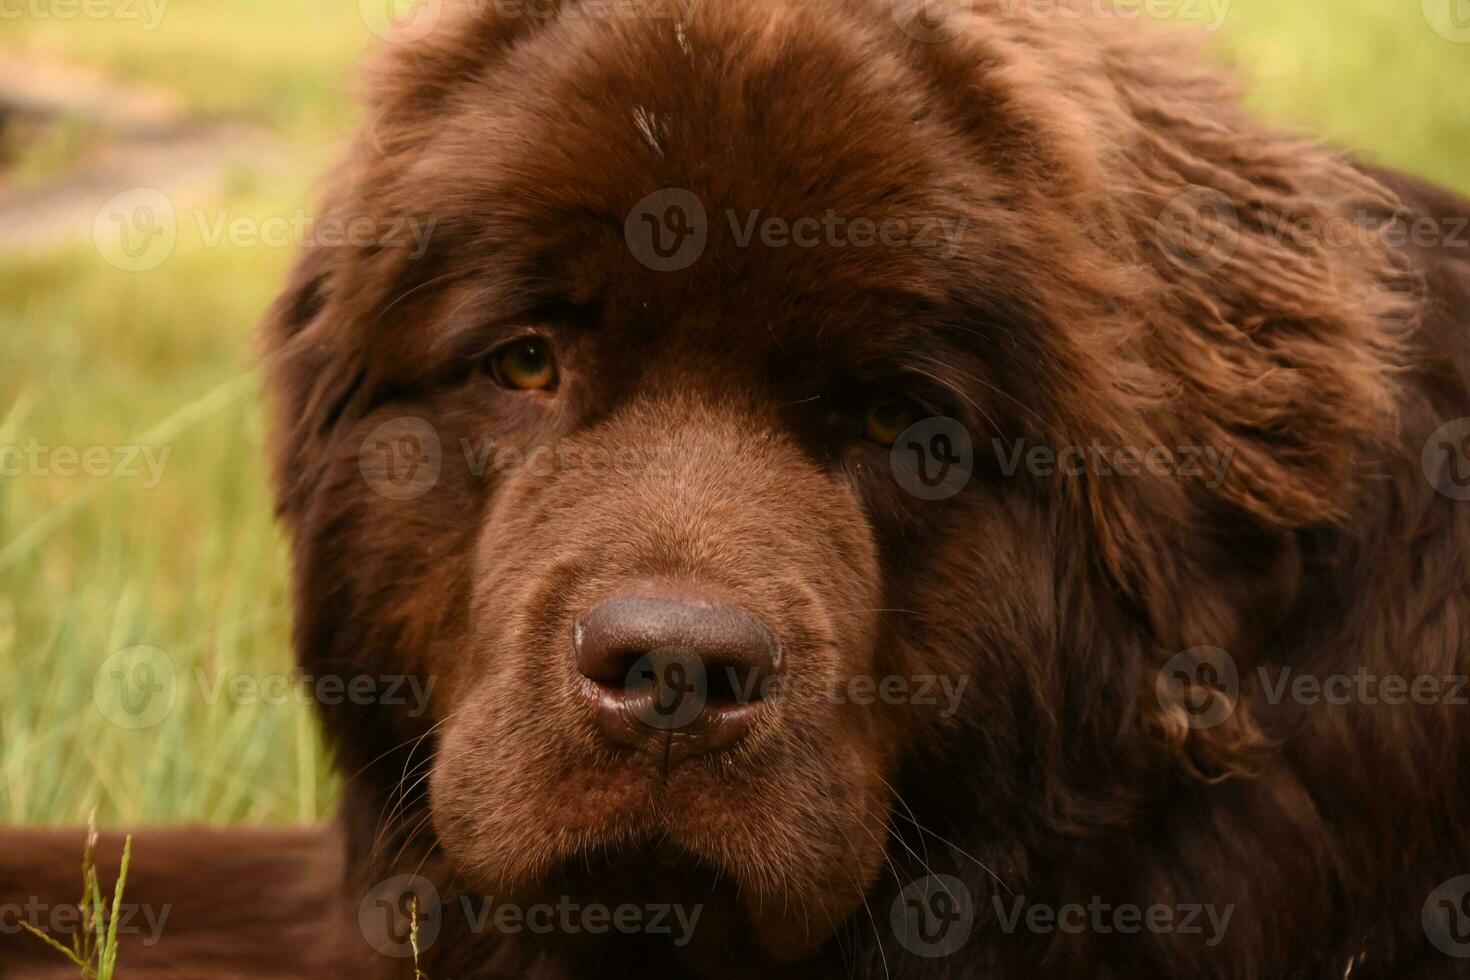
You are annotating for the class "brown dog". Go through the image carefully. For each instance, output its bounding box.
[6,1,1470,977]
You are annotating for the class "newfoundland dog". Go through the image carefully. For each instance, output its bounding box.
[5,0,1470,977]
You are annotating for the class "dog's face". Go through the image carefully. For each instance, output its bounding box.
[336,7,1023,955]
[265,0,1412,968]
[269,2,1045,957]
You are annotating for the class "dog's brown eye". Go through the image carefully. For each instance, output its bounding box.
[863,395,916,446]
[490,339,557,390]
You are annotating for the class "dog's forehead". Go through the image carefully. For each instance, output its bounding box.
[416,1,974,341]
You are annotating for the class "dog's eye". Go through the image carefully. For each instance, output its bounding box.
[489,339,557,390]
[863,395,917,446]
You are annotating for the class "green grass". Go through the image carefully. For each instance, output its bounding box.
[0,212,335,825]
[1216,2,1470,194]
[19,815,134,979]
[2,0,1467,829]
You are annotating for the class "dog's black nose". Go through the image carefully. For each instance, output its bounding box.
[573,593,779,767]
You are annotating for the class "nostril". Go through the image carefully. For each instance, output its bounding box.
[702,657,770,707]
[572,632,645,688]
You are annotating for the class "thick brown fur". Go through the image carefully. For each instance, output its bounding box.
[6,1,1469,977]
[0,827,347,978]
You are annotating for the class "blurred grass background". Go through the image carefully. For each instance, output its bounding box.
[1,0,1467,828]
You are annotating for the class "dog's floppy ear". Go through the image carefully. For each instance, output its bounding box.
[355,2,547,139]
[1064,23,1419,783]
[259,5,559,525]
[258,229,366,527]
[917,16,1419,786]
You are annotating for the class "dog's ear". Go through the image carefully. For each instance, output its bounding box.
[356,3,546,139]
[258,229,364,527]
[259,240,323,503]
[916,16,1419,786]
[914,13,1417,530]
[257,141,451,524]
[260,6,558,524]
[1051,23,1417,784]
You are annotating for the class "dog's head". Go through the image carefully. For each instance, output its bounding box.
[262,0,1413,965]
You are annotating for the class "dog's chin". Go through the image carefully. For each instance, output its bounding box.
[439,834,881,963]
[431,776,890,961]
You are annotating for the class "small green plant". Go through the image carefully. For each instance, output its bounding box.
[19,813,134,980]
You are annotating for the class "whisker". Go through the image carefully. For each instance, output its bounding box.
[917,353,1050,434]
[911,365,1003,441]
